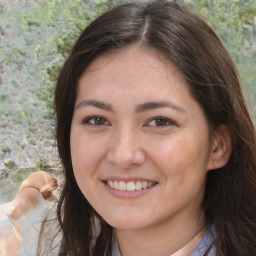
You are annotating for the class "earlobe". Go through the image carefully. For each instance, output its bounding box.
[207,125,232,171]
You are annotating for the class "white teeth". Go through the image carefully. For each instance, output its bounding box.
[114,180,119,190]
[119,181,126,191]
[106,180,156,191]
[135,181,142,190]
[109,180,114,188]
[142,181,147,189]
[127,181,136,191]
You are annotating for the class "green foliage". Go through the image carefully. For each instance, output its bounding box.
[0,0,114,118]
[12,159,48,183]
[0,169,9,180]
[0,0,113,167]
[188,0,256,115]
[13,168,35,183]
[1,145,11,153]
[4,159,16,169]
[0,159,50,201]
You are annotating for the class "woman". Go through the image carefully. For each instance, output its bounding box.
[53,1,256,255]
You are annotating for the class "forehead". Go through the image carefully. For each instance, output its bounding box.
[85,46,172,73]
[77,46,190,99]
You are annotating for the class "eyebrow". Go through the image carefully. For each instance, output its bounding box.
[76,99,113,111]
[76,99,185,113]
[136,101,186,113]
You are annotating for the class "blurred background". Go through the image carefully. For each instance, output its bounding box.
[0,0,255,202]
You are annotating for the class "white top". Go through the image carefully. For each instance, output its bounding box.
[111,227,216,256]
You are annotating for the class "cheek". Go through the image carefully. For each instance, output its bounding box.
[147,134,210,178]
[70,129,108,178]
[70,133,99,200]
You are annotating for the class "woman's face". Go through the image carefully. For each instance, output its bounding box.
[70,46,214,232]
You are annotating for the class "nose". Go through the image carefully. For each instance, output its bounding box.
[106,126,146,168]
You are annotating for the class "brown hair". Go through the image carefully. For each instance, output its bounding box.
[54,1,256,255]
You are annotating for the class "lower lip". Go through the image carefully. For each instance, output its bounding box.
[103,181,157,199]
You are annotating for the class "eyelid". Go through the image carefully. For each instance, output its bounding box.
[82,115,111,126]
[145,116,177,127]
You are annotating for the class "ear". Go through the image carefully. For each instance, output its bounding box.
[207,125,232,171]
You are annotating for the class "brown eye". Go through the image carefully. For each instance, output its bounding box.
[93,117,106,125]
[147,117,175,127]
[155,118,168,126]
[83,116,109,126]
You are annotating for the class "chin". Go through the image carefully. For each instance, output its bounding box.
[102,212,150,231]
[109,221,148,231]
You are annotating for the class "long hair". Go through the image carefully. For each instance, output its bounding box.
[54,1,256,255]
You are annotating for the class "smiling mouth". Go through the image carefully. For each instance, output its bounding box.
[105,180,157,192]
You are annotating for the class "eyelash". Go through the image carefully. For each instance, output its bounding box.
[82,116,176,128]
[82,116,110,126]
[145,117,176,127]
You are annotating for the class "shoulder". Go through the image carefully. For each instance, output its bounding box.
[191,225,216,256]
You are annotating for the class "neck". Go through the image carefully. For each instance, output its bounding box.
[170,226,206,256]
[115,210,206,256]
